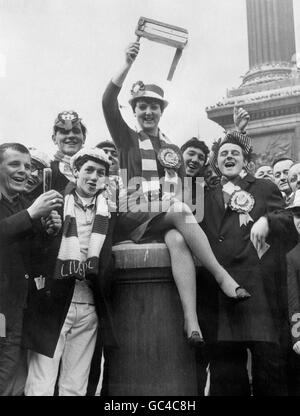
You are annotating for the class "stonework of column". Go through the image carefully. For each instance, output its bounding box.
[106,242,199,396]
[246,0,296,68]
[206,0,300,167]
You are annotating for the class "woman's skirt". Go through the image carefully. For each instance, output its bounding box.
[115,198,174,243]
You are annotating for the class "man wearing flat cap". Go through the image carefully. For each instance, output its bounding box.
[200,127,298,395]
[51,111,87,193]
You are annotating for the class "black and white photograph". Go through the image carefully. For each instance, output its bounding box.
[1,0,300,400]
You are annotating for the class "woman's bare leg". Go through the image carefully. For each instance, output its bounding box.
[159,202,249,299]
[164,229,203,339]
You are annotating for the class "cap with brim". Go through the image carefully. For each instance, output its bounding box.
[286,190,300,210]
[54,111,82,131]
[129,81,168,109]
[219,130,252,155]
[212,130,253,174]
[70,147,111,173]
[29,148,51,168]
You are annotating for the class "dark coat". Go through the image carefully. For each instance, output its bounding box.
[0,195,35,345]
[50,160,70,194]
[287,242,300,346]
[201,174,297,344]
[23,187,118,358]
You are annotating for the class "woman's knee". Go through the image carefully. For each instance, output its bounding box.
[164,229,185,248]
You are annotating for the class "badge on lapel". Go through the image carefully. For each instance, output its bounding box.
[229,189,255,227]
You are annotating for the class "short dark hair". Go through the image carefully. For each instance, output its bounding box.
[130,97,164,113]
[74,155,109,175]
[96,140,116,151]
[53,121,87,137]
[180,138,209,163]
[272,157,293,168]
[0,142,30,163]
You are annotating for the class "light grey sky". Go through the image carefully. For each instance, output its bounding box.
[0,0,300,156]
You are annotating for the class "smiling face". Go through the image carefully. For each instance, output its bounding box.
[101,145,119,174]
[255,165,274,181]
[74,159,107,198]
[288,163,300,193]
[0,148,31,198]
[134,99,162,135]
[182,146,206,177]
[273,159,293,193]
[52,124,86,156]
[24,159,45,194]
[217,143,246,179]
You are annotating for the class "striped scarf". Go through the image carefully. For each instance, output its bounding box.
[138,129,172,196]
[54,190,109,280]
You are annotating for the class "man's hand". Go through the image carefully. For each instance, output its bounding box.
[44,210,62,235]
[250,216,269,252]
[27,190,63,220]
[125,42,140,65]
[234,107,250,133]
[293,341,300,355]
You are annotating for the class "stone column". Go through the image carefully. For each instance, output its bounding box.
[106,242,199,396]
[246,0,296,68]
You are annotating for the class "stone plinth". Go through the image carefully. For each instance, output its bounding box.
[106,242,198,396]
[206,81,300,165]
[206,0,300,167]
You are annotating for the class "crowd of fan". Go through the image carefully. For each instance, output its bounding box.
[1,40,300,397]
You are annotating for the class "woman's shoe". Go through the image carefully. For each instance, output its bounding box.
[234,286,251,302]
[186,331,205,348]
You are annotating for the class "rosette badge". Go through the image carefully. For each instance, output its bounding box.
[230,190,254,213]
[158,144,182,170]
[229,189,255,227]
[130,81,145,98]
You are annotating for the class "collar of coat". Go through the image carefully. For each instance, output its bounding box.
[210,173,255,215]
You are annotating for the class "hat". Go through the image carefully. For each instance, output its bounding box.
[70,147,111,173]
[208,138,222,177]
[96,140,116,151]
[219,130,252,156]
[128,81,168,109]
[54,111,82,131]
[28,147,51,168]
[286,190,300,211]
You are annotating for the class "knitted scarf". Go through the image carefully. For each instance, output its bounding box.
[54,190,109,280]
[138,129,171,195]
[53,150,74,182]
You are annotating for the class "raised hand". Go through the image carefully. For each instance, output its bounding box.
[27,190,63,220]
[125,42,140,65]
[234,107,250,133]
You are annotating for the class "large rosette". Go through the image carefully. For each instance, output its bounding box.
[229,189,255,226]
[158,144,183,170]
